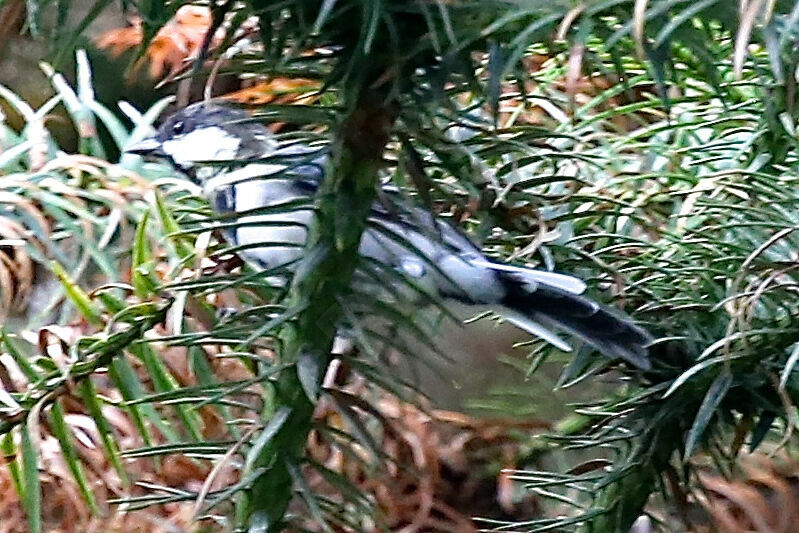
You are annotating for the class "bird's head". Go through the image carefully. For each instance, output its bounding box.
[125,101,277,180]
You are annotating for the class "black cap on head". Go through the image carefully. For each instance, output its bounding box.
[124,101,275,169]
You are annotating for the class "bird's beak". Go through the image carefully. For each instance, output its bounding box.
[125,137,166,158]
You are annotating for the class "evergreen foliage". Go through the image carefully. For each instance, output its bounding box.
[3,1,799,531]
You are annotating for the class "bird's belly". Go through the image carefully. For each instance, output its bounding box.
[234,210,311,270]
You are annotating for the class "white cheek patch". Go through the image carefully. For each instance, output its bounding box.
[162,127,241,166]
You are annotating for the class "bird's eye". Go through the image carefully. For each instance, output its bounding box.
[172,121,186,135]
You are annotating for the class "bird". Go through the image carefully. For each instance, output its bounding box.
[126,101,653,371]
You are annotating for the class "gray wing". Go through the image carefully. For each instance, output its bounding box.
[361,195,504,305]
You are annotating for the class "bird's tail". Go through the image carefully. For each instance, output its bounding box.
[484,262,653,369]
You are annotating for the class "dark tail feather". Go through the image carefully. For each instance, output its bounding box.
[499,275,653,369]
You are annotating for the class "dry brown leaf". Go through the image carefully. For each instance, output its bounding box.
[95,6,219,81]
[696,454,799,533]
[222,78,320,106]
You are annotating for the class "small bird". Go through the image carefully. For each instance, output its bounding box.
[126,101,653,370]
